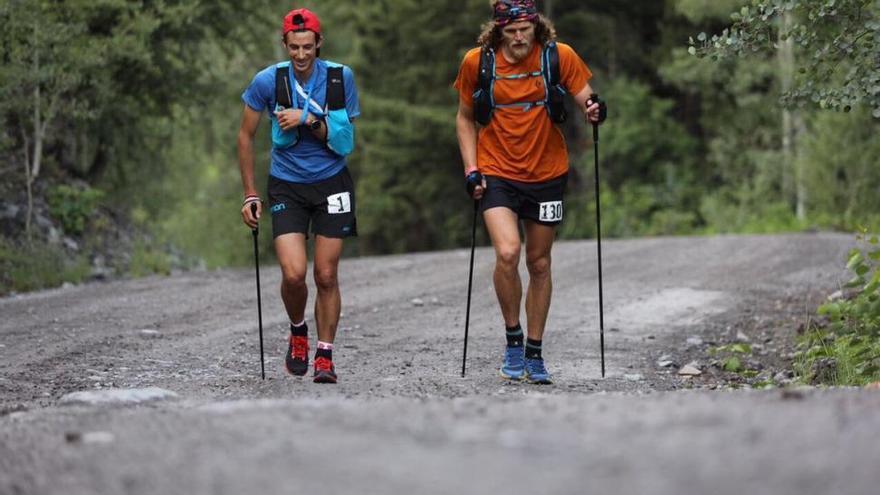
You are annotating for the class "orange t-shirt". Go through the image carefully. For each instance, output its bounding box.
[454,42,592,183]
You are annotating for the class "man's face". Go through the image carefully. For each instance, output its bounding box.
[500,21,535,60]
[284,31,322,74]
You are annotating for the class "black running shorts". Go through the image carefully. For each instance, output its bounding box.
[480,174,568,226]
[267,168,358,239]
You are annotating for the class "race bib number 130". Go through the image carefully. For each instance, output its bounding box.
[327,192,352,214]
[539,201,563,222]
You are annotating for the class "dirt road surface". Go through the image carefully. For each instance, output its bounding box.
[2,233,878,495]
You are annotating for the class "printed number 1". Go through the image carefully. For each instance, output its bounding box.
[327,192,351,214]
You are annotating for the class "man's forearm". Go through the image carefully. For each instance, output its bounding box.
[238,134,258,197]
[456,113,479,174]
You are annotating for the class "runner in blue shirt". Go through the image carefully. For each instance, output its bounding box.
[238,8,360,384]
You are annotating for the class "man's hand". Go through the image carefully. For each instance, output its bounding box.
[465,170,486,200]
[585,94,608,125]
[275,109,305,131]
[241,196,262,229]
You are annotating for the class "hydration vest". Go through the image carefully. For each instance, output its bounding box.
[272,61,355,157]
[472,41,567,126]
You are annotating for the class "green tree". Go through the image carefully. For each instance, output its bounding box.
[0,0,103,236]
[689,0,880,116]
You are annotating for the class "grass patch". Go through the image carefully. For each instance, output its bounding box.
[794,229,880,386]
[0,238,90,295]
[127,241,171,278]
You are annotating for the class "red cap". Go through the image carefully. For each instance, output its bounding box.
[282,8,321,37]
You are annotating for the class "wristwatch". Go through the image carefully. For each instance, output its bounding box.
[309,119,323,131]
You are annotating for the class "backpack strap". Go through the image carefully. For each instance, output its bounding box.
[545,42,561,88]
[323,62,356,157]
[473,47,496,125]
[325,66,345,111]
[275,63,293,109]
[543,42,568,124]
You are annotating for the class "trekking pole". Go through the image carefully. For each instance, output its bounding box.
[590,94,606,378]
[461,200,479,377]
[251,203,265,380]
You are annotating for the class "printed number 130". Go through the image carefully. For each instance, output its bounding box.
[539,201,563,222]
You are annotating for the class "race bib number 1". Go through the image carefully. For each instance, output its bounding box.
[327,192,352,214]
[538,201,563,222]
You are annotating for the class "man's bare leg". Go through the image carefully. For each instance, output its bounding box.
[312,235,344,344]
[275,233,310,376]
[275,233,309,323]
[483,207,523,327]
[521,220,556,384]
[523,220,555,341]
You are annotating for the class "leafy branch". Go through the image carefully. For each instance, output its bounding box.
[689,0,880,117]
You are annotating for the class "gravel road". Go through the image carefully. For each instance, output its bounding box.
[2,233,877,495]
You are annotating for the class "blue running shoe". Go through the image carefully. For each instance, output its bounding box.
[524,358,552,384]
[500,346,525,380]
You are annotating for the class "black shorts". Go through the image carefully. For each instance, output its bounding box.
[480,174,568,226]
[267,168,358,239]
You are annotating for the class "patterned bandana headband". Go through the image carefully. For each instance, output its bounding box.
[493,0,538,26]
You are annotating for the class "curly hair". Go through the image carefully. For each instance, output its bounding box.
[476,14,557,49]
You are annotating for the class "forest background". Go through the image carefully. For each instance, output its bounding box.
[1,0,878,293]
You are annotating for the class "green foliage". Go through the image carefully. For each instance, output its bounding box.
[689,0,880,116]
[710,342,754,374]
[723,356,744,372]
[560,78,701,239]
[796,229,880,385]
[798,108,880,230]
[676,0,750,22]
[46,184,103,235]
[128,241,171,278]
[353,95,472,253]
[0,238,89,295]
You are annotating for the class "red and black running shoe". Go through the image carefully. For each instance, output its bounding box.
[285,335,309,376]
[313,356,337,384]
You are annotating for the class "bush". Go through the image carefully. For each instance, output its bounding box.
[47,185,104,236]
[128,241,171,278]
[0,238,90,295]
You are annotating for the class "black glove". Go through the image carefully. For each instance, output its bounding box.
[465,171,484,198]
[588,93,608,124]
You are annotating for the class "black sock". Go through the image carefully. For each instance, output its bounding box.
[315,348,332,360]
[525,338,543,360]
[506,324,524,347]
[290,321,307,337]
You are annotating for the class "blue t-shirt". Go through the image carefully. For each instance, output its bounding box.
[242,59,360,184]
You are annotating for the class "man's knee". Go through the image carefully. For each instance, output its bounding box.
[496,244,521,270]
[526,254,551,279]
[281,265,307,289]
[314,266,338,292]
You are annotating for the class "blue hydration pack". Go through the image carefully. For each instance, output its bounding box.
[272,61,355,156]
[472,42,567,126]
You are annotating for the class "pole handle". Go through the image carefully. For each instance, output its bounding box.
[588,93,601,143]
[250,202,259,236]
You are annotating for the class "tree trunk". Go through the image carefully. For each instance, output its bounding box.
[778,10,805,221]
[23,132,33,238]
[25,32,42,238]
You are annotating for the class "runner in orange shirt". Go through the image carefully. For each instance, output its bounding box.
[454,0,606,384]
